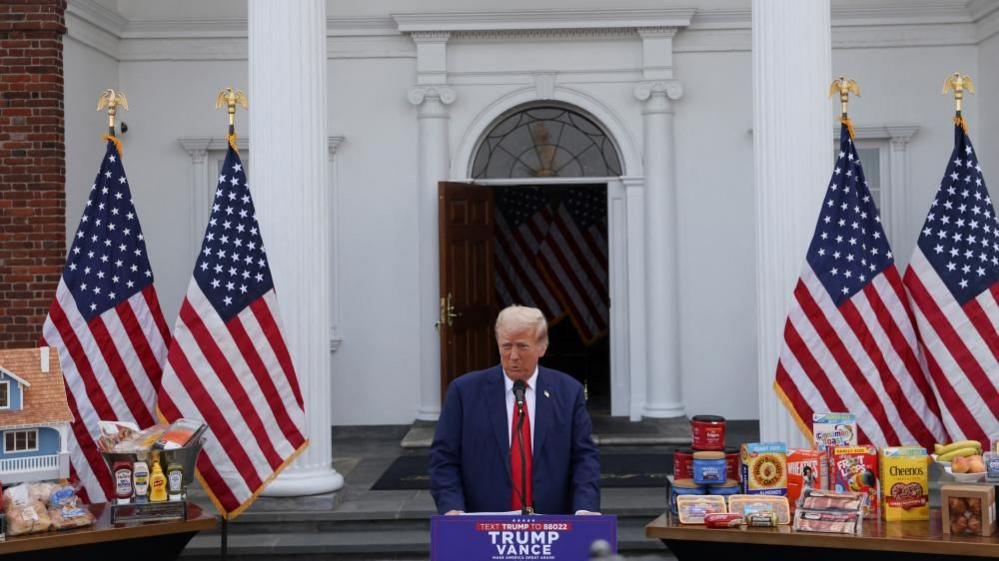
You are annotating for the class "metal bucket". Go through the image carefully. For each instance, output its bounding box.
[101,437,205,488]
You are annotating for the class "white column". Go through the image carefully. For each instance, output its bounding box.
[752,0,831,445]
[249,0,342,495]
[634,80,685,419]
[622,177,649,421]
[410,84,455,421]
[408,31,453,421]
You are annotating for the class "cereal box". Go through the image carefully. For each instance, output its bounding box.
[831,445,879,519]
[880,446,929,521]
[740,442,787,496]
[812,413,857,451]
[787,449,828,511]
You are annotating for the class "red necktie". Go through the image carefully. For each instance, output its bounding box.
[510,396,533,511]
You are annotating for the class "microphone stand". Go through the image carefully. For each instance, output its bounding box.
[516,400,531,516]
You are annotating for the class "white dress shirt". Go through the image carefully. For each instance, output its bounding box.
[504,367,537,449]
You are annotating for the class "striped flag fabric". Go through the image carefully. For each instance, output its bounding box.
[903,122,999,446]
[495,187,565,321]
[41,139,171,502]
[774,123,946,449]
[538,189,609,343]
[157,141,307,518]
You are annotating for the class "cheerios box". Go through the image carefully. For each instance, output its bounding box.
[832,445,880,519]
[740,442,788,496]
[880,446,929,521]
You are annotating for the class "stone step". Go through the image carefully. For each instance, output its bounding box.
[181,515,671,560]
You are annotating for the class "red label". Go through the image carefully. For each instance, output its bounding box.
[692,421,726,450]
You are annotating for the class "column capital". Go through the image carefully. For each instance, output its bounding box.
[885,125,919,149]
[408,85,457,106]
[633,80,683,103]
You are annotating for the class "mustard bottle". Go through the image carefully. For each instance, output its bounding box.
[149,452,168,502]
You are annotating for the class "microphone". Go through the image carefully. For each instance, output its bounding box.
[513,379,526,410]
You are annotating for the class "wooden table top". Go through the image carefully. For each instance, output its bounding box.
[646,509,999,558]
[0,502,217,554]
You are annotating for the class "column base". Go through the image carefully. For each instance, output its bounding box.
[261,465,344,497]
[642,401,685,419]
[416,406,440,422]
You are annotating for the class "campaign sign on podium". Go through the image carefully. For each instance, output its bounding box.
[430,514,617,561]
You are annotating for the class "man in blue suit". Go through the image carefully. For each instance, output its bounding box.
[429,305,601,515]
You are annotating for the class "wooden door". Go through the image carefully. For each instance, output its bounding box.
[439,182,498,399]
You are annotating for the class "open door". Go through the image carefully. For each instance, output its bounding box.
[438,182,498,400]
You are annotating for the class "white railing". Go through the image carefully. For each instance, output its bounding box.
[0,453,59,474]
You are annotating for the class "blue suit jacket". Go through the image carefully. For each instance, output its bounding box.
[429,365,600,514]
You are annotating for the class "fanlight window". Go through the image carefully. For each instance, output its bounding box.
[472,106,622,179]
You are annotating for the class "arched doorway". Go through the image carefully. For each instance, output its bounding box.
[439,102,625,414]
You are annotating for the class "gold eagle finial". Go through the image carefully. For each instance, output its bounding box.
[97,89,128,136]
[828,77,860,118]
[943,73,975,114]
[216,87,248,133]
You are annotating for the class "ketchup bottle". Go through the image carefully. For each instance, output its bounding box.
[113,459,134,504]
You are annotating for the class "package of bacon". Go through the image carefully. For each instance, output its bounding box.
[792,509,863,535]
[797,488,867,512]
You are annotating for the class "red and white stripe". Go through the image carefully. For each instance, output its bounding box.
[41,280,169,502]
[776,265,947,449]
[537,203,609,343]
[158,282,307,517]
[495,207,564,319]
[903,250,999,445]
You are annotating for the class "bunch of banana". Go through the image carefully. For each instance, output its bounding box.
[933,440,982,461]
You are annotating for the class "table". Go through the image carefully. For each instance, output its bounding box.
[0,502,216,561]
[646,509,999,560]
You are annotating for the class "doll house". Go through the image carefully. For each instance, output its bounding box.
[0,347,72,484]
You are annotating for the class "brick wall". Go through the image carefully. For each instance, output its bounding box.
[0,0,67,348]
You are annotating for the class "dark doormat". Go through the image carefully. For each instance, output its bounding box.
[370,453,673,490]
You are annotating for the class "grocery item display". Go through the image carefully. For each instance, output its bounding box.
[665,410,999,540]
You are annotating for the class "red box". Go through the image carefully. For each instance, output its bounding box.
[831,445,880,519]
[787,449,828,511]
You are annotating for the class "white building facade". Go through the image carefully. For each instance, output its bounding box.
[63,0,999,464]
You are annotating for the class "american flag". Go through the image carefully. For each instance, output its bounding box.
[775,124,946,449]
[495,187,565,321]
[157,143,308,518]
[903,123,999,446]
[41,139,170,502]
[538,189,609,343]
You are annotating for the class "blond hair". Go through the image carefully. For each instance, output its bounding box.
[495,305,548,344]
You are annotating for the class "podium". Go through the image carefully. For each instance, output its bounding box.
[430,514,616,561]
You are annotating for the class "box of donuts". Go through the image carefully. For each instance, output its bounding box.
[941,484,996,537]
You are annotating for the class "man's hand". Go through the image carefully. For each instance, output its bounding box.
[445,510,465,515]
[574,510,601,515]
